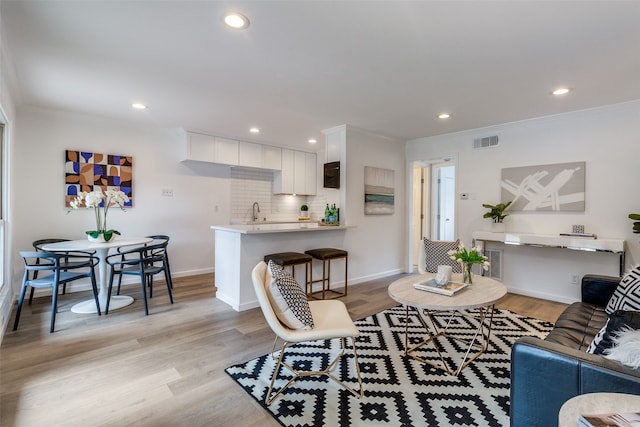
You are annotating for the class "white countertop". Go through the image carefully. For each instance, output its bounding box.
[211,222,348,234]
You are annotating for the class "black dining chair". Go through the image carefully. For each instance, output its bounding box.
[14,251,101,333]
[144,235,173,295]
[105,241,174,315]
[32,238,97,299]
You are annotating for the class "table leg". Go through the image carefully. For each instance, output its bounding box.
[70,247,134,314]
[404,305,496,376]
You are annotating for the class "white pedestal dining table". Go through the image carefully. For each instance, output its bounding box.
[41,237,153,314]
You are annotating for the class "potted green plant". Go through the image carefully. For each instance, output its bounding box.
[483,201,512,232]
[482,201,512,223]
[630,213,640,234]
[300,204,309,218]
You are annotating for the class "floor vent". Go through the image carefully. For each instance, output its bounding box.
[473,135,499,149]
[485,249,503,280]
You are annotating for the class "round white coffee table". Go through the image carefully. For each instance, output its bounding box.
[559,392,640,427]
[388,273,507,376]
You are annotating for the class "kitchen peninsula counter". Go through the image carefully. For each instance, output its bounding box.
[211,222,350,311]
[212,222,348,234]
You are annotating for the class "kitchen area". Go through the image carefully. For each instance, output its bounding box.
[189,130,346,311]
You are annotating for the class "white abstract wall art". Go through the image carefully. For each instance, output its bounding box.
[364,166,395,215]
[501,161,585,211]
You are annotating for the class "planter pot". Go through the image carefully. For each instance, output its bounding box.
[87,232,117,243]
[491,222,506,232]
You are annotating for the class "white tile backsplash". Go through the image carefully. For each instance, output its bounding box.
[231,168,328,222]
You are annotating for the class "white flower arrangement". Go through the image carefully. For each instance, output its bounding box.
[447,242,490,284]
[69,188,129,240]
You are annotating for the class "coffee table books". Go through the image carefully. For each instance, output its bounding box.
[413,278,468,296]
[578,412,640,427]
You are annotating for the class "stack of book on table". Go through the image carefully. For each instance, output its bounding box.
[579,412,640,427]
[413,278,468,296]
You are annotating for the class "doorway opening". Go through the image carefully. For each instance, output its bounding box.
[411,158,456,270]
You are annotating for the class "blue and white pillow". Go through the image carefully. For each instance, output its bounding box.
[606,266,640,314]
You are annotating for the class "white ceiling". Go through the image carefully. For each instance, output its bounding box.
[2,1,639,150]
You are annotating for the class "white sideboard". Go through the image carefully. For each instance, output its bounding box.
[472,231,626,276]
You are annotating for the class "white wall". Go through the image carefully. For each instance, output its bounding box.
[342,126,407,282]
[10,107,231,293]
[407,100,640,303]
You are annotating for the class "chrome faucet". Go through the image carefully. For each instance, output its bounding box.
[252,202,260,222]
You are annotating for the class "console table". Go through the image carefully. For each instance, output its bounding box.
[473,231,626,276]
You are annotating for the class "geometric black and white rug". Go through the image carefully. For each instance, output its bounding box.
[225,306,553,427]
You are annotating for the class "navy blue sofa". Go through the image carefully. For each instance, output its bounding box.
[510,274,640,427]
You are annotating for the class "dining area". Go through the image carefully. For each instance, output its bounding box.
[12,234,175,333]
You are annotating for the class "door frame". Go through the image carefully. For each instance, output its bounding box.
[407,155,458,273]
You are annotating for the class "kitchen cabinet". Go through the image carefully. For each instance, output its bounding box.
[238,141,262,168]
[184,132,215,162]
[262,145,282,170]
[182,131,238,165]
[274,149,316,195]
[238,142,282,170]
[214,137,239,166]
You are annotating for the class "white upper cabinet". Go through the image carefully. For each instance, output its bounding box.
[238,141,262,168]
[304,152,317,195]
[184,132,215,162]
[262,145,282,170]
[214,137,239,166]
[183,131,238,165]
[238,142,282,170]
[274,149,316,195]
[183,130,282,170]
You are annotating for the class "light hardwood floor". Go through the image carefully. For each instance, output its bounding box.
[0,273,567,426]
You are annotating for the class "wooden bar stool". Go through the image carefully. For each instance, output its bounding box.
[263,252,313,296]
[304,248,348,299]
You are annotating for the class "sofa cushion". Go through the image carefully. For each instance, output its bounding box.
[545,302,608,351]
[586,310,640,355]
[606,266,640,314]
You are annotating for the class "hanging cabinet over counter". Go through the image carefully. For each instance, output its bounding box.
[273,148,316,195]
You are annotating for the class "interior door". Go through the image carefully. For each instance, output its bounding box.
[435,165,455,240]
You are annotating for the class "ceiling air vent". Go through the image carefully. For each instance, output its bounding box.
[473,135,499,149]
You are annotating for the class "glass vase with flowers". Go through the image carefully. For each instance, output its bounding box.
[448,242,490,284]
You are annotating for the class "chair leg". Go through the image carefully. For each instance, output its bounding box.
[164,269,174,304]
[116,272,124,295]
[12,284,28,331]
[140,275,149,315]
[90,270,101,315]
[264,335,364,405]
[49,284,59,333]
[106,269,116,314]
[28,287,35,305]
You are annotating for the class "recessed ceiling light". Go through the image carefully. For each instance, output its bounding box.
[224,12,250,29]
[438,113,451,119]
[308,138,317,144]
[552,87,572,96]
[131,103,147,110]
[249,127,260,133]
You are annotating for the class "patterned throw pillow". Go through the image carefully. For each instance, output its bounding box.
[267,260,314,330]
[586,310,640,355]
[423,238,462,273]
[605,266,640,314]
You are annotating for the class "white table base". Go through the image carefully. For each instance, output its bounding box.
[71,295,133,314]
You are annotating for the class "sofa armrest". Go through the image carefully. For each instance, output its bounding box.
[581,274,621,307]
[510,336,640,427]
